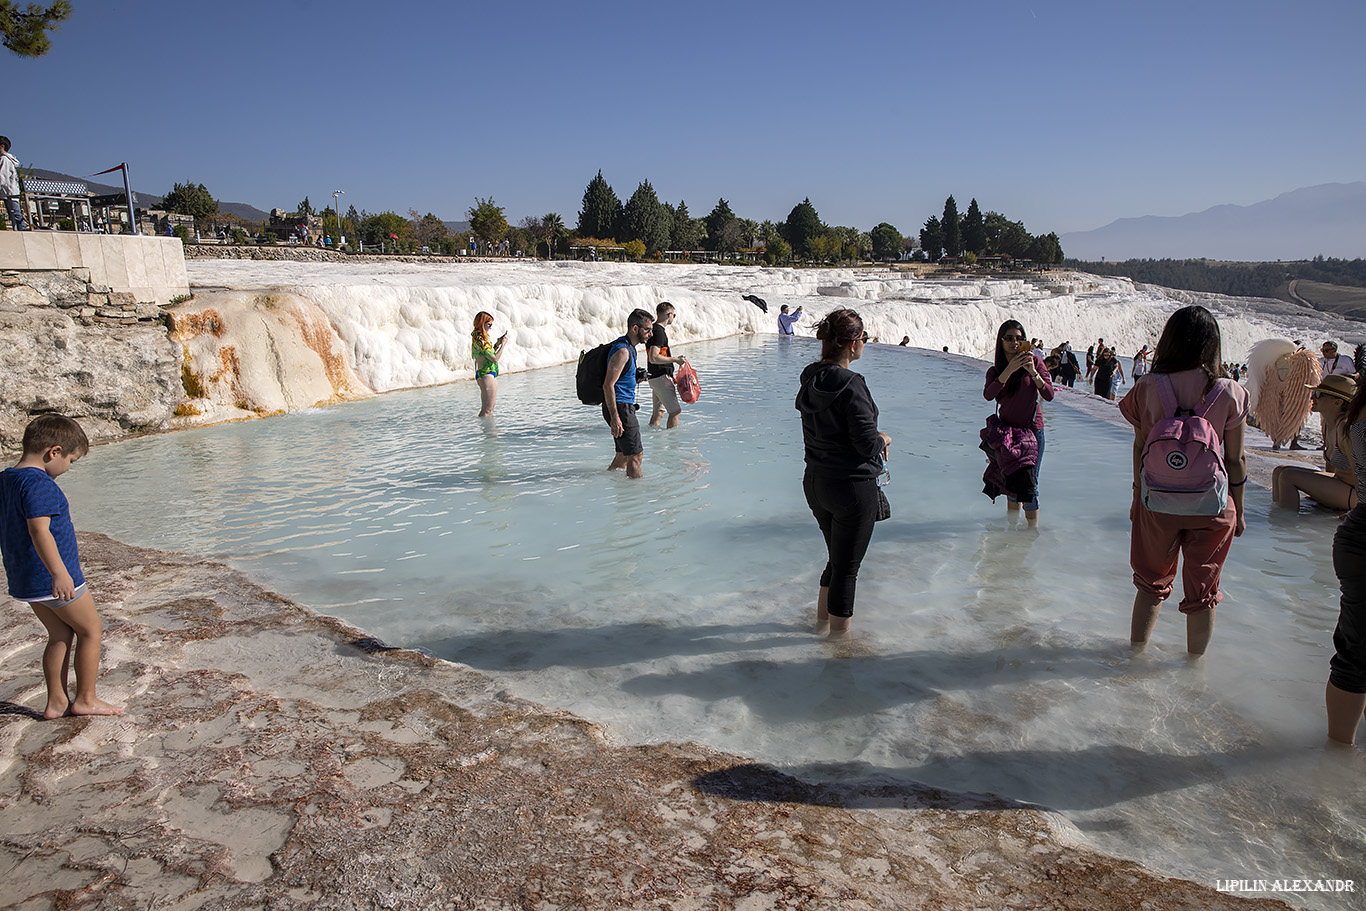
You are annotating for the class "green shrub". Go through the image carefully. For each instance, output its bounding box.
[57,217,75,231]
[173,225,192,242]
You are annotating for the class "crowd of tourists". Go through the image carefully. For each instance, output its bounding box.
[791,305,1366,749]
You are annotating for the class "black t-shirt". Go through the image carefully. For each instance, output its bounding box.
[646,324,674,379]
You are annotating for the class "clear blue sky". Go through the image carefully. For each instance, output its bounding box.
[6,0,1363,236]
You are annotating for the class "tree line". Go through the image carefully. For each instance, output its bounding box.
[918,195,1063,264]
[576,170,892,264]
[158,172,1066,265]
[1064,256,1366,299]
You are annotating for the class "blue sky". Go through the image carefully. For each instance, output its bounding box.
[5,0,1363,236]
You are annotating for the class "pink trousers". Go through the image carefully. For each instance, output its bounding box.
[1130,498,1236,613]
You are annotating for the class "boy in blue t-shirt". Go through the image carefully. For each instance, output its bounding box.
[0,415,122,719]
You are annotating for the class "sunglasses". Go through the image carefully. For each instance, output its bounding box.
[1002,334,1026,342]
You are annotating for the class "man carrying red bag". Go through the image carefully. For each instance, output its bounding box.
[647,301,695,428]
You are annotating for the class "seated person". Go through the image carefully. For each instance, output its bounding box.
[1272,375,1359,512]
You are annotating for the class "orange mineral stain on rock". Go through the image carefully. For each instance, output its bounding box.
[166,290,374,426]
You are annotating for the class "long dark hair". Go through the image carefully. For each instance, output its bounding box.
[1346,373,1366,426]
[1150,305,1224,394]
[814,308,864,362]
[993,319,1028,393]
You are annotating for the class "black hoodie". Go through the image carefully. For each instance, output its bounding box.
[796,362,884,480]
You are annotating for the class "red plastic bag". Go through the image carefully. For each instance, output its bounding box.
[675,360,700,404]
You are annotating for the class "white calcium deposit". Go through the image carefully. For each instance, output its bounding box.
[176,259,1363,422]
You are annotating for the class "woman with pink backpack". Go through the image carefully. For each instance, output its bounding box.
[1118,306,1249,656]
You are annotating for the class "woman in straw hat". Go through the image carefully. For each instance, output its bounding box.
[1271,374,1359,512]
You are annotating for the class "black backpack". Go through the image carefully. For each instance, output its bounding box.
[575,341,617,405]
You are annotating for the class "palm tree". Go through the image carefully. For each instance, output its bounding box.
[542,212,564,259]
[736,218,759,249]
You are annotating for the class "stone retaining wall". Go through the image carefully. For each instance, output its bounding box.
[0,232,189,306]
[0,267,181,452]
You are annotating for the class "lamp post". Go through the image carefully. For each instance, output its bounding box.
[332,189,344,248]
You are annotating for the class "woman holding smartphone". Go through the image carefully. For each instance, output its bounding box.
[472,311,508,417]
[984,319,1054,525]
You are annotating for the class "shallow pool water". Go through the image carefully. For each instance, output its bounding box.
[64,337,1363,906]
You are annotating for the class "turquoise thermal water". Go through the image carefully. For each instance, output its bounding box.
[64,336,1362,906]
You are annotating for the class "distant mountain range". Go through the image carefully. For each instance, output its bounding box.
[1060,182,1366,262]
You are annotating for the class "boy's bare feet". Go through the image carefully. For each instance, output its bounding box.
[67,696,124,716]
[43,695,70,720]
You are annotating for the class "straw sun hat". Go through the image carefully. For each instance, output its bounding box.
[1306,373,1357,404]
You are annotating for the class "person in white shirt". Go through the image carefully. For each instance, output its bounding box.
[1321,341,1355,377]
[1319,341,1357,447]
[0,136,28,231]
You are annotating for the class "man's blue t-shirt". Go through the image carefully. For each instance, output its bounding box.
[609,336,638,404]
[778,311,801,335]
[0,467,84,600]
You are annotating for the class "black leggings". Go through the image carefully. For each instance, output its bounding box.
[1330,511,1366,693]
[804,471,879,619]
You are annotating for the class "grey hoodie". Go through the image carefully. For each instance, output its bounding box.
[0,151,20,197]
[796,361,884,480]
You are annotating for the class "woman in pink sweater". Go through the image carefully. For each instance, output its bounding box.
[983,319,1054,525]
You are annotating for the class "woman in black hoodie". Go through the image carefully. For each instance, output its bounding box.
[796,308,892,637]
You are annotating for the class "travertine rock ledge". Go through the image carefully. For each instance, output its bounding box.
[0,269,181,452]
[0,535,1290,910]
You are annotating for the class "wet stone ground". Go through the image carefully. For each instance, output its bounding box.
[0,534,1291,910]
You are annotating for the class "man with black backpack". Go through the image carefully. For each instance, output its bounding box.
[602,309,655,478]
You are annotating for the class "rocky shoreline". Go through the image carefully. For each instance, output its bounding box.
[0,533,1292,910]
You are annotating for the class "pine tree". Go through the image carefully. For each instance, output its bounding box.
[962,198,986,255]
[622,180,669,253]
[781,198,823,259]
[941,196,961,257]
[671,200,701,251]
[705,198,740,253]
[577,170,621,239]
[162,181,219,219]
[1,1,70,57]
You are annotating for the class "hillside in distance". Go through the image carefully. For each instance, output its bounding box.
[1060,182,1366,262]
[31,168,272,224]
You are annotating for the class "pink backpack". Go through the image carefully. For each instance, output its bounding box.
[1139,374,1228,515]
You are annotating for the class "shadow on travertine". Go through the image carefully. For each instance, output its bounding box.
[0,532,1290,910]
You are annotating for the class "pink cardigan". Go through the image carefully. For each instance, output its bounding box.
[984,354,1054,430]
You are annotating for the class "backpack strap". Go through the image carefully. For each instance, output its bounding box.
[1157,372,1223,420]
[1155,373,1179,419]
[1194,380,1221,420]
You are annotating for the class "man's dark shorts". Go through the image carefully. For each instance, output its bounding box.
[610,401,643,455]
